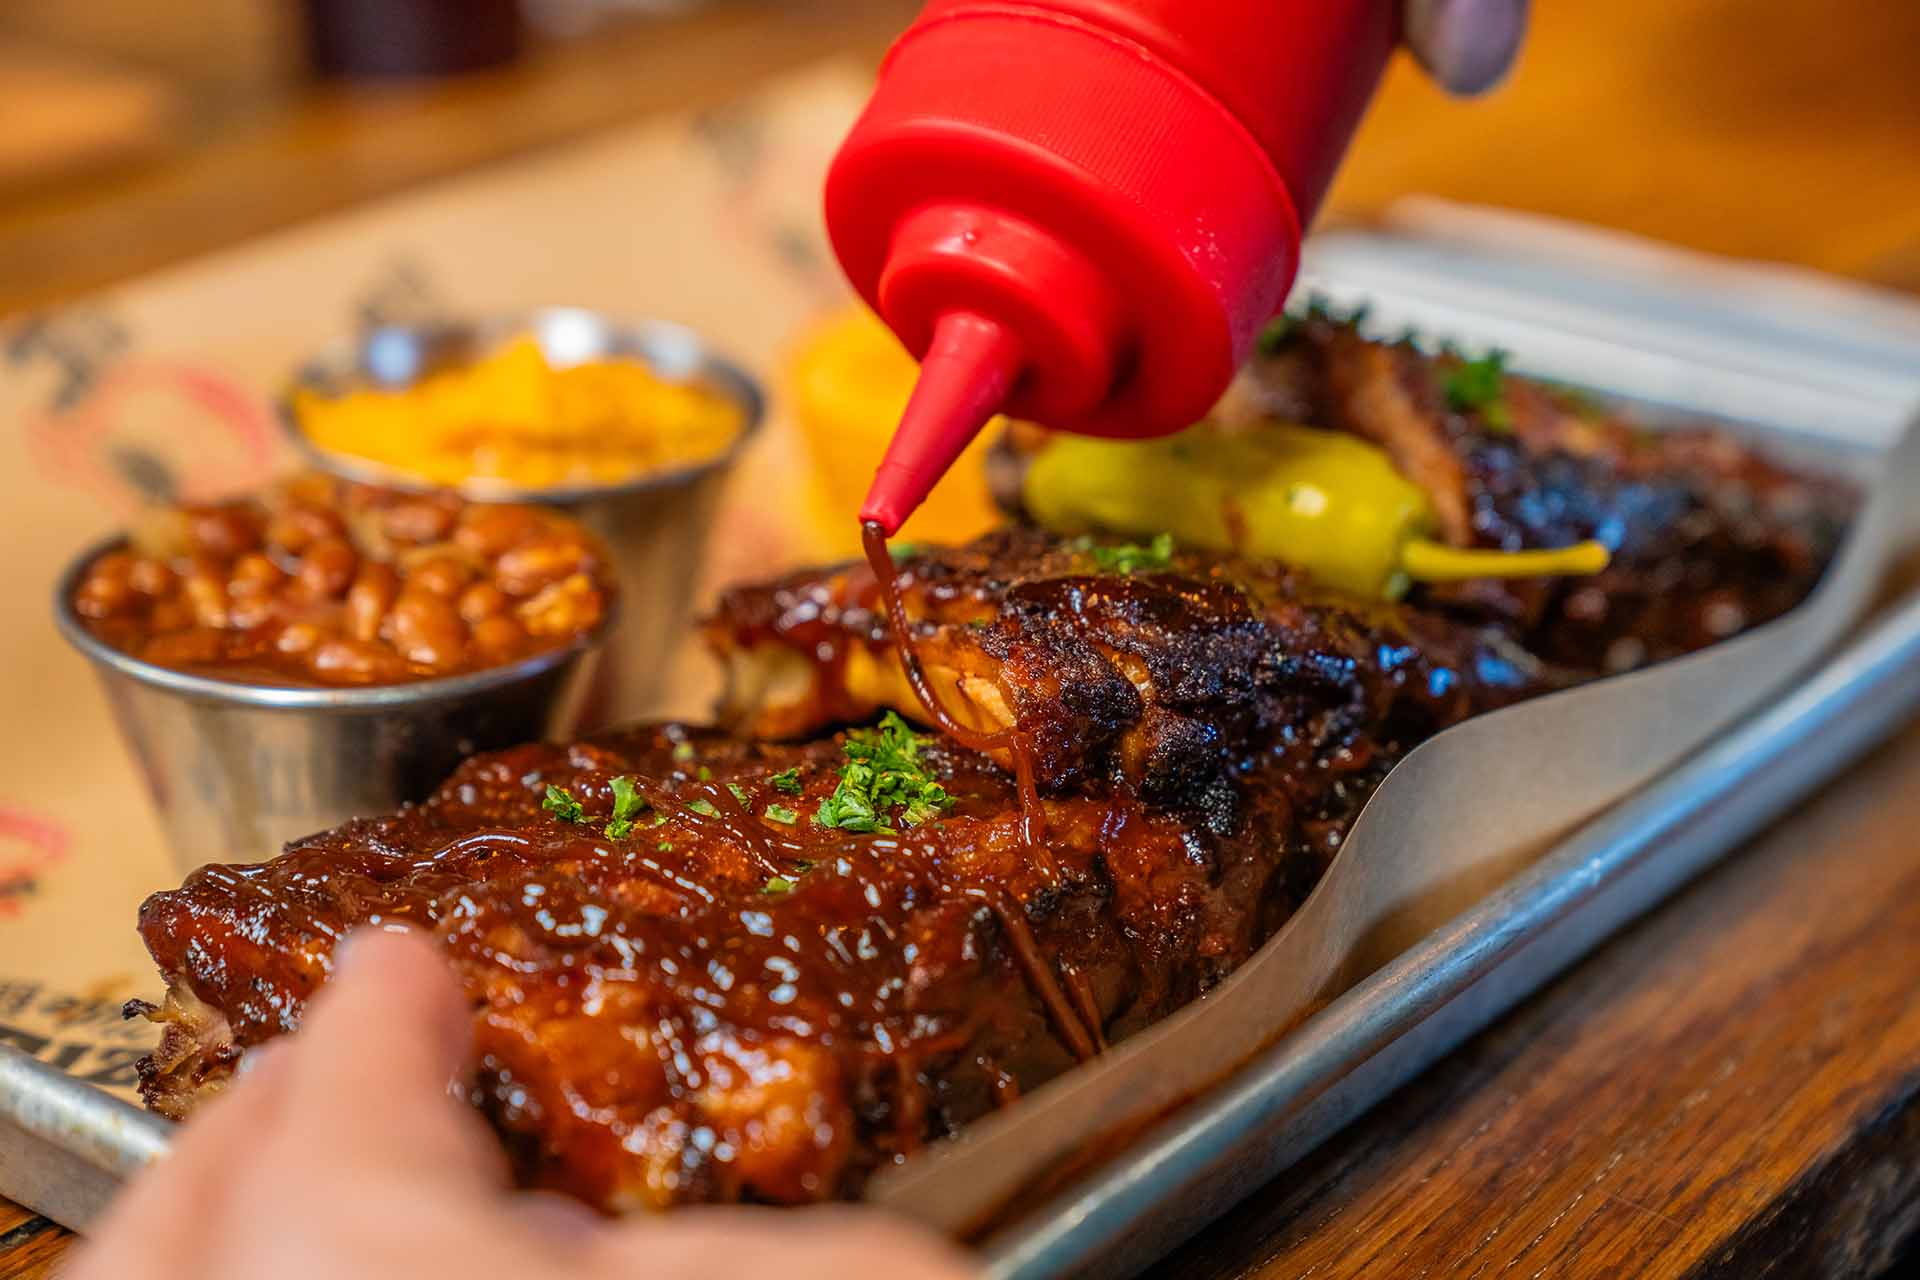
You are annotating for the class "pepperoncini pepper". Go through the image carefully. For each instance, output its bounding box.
[1020,423,1609,599]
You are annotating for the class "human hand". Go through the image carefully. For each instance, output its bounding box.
[1404,0,1530,95]
[66,929,978,1280]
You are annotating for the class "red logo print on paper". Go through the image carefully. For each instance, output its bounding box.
[0,809,73,919]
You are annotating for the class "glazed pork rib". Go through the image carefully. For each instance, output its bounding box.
[1238,313,1854,668]
[134,533,1550,1210]
[707,528,1551,795]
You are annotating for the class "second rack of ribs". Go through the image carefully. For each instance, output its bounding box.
[133,532,1550,1211]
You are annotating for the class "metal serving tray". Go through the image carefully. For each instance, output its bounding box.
[5,223,1919,1274]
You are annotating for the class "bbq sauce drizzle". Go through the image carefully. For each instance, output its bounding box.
[861,520,1102,1060]
[861,521,1050,854]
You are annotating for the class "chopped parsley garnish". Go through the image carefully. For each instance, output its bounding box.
[726,782,750,805]
[886,541,925,562]
[603,776,647,839]
[657,840,673,852]
[1256,312,1296,354]
[764,804,799,825]
[695,765,712,782]
[1443,351,1512,432]
[813,711,953,834]
[541,785,584,824]
[687,798,720,817]
[1071,532,1175,575]
[769,767,802,795]
[1259,295,1374,354]
[760,859,813,892]
[671,742,696,763]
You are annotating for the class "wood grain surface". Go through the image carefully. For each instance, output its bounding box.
[3,1,1918,1277]
[0,1204,63,1280]
[1152,720,1920,1280]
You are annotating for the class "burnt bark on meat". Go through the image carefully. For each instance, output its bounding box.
[1241,316,1854,669]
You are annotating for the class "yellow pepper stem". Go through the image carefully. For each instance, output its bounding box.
[1400,538,1612,584]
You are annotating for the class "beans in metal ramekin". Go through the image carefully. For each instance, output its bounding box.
[70,473,617,687]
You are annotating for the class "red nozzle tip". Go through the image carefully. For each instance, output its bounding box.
[859,312,1023,535]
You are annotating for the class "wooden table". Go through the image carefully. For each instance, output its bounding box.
[4,1,1919,1276]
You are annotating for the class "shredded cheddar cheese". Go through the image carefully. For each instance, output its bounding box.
[294,337,744,491]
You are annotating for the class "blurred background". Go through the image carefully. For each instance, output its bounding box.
[0,0,1916,315]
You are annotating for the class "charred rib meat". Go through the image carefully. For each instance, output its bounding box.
[1237,313,1854,667]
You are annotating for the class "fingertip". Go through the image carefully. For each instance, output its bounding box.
[1405,0,1529,96]
[510,1190,609,1250]
[324,925,469,1059]
[278,924,491,1174]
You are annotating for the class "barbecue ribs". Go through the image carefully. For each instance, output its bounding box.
[1237,311,1855,667]
[133,534,1548,1209]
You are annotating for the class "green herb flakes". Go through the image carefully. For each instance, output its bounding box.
[1443,351,1512,432]
[1070,532,1175,575]
[695,765,713,782]
[1256,312,1296,354]
[764,804,799,825]
[813,711,953,834]
[769,767,802,795]
[670,741,696,763]
[687,798,720,817]
[761,860,813,893]
[541,785,584,824]
[602,776,647,839]
[726,782,750,805]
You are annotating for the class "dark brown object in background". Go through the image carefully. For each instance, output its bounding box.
[301,0,523,79]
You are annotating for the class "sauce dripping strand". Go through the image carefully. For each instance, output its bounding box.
[860,521,1050,854]
[965,885,1100,1063]
[863,522,1096,1056]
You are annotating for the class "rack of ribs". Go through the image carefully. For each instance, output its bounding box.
[1234,311,1855,668]
[132,533,1553,1210]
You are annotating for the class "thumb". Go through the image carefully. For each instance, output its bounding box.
[277,927,506,1186]
[1405,0,1529,96]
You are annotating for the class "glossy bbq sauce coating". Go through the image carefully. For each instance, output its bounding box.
[72,473,614,687]
[137,531,1542,1209]
[139,728,1211,1205]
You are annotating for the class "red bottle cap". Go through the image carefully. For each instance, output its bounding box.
[829,0,1399,532]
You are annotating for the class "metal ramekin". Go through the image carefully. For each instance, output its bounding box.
[56,537,607,874]
[279,308,765,721]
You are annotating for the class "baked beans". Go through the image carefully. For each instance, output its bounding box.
[72,474,614,687]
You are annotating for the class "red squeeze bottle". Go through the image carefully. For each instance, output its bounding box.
[826,0,1400,533]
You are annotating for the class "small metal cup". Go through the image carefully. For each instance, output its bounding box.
[56,540,606,874]
[282,308,763,721]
